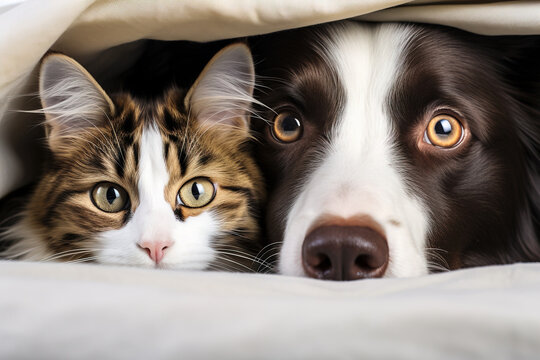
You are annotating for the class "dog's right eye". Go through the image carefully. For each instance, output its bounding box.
[271,112,303,143]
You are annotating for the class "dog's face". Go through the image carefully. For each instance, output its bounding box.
[253,22,540,279]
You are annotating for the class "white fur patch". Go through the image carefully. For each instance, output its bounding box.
[98,125,218,269]
[278,23,430,278]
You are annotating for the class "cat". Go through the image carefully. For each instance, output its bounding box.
[0,44,267,272]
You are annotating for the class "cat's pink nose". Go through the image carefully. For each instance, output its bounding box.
[138,240,173,264]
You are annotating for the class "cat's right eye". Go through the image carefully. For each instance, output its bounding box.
[177,177,216,208]
[91,182,129,213]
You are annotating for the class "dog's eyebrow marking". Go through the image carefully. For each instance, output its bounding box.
[389,219,401,227]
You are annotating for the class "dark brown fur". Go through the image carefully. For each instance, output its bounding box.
[391,25,540,268]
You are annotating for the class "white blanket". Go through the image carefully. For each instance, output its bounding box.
[1,1,540,358]
[1,261,539,359]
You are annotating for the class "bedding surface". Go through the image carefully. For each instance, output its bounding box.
[1,261,539,359]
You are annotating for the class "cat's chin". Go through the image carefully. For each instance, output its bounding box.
[96,255,216,271]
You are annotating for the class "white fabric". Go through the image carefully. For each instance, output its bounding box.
[2,2,540,358]
[1,261,539,359]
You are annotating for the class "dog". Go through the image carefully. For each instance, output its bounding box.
[251,21,540,280]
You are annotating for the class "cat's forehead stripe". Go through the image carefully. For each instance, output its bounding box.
[120,110,136,134]
[132,141,139,169]
[198,153,213,166]
[114,146,126,178]
[88,153,107,171]
[163,142,170,163]
[163,108,185,133]
[177,144,189,177]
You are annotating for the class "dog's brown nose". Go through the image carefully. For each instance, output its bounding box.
[302,225,389,280]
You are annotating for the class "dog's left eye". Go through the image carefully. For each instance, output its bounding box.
[424,115,464,148]
[271,112,303,143]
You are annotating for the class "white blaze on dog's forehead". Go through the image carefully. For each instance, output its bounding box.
[97,125,217,268]
[279,23,430,278]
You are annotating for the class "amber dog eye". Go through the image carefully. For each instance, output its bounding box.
[272,112,303,143]
[425,115,464,148]
[177,177,216,208]
[91,182,129,213]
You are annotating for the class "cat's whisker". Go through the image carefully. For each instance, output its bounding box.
[262,263,279,274]
[207,260,239,272]
[207,262,238,272]
[257,254,280,273]
[40,249,97,262]
[0,246,36,260]
[212,254,257,273]
[256,241,283,255]
[0,212,24,228]
[64,256,100,264]
[38,245,110,262]
[219,230,253,242]
[213,249,273,271]
[260,252,281,267]
[255,241,283,261]
[212,241,274,266]
[255,246,283,271]
[40,248,89,260]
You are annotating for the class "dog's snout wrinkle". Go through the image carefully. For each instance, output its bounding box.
[302,225,389,281]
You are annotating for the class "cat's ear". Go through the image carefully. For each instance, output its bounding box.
[185,43,255,132]
[39,53,115,152]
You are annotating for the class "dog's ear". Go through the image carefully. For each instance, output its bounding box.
[184,43,255,134]
[494,37,540,100]
[39,53,115,153]
[495,37,540,260]
[513,111,540,262]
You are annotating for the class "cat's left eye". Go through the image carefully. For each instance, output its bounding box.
[91,182,129,213]
[177,177,216,208]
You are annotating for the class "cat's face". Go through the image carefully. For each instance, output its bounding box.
[19,45,265,271]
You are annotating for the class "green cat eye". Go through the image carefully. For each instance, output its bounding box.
[91,182,129,213]
[177,177,216,208]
